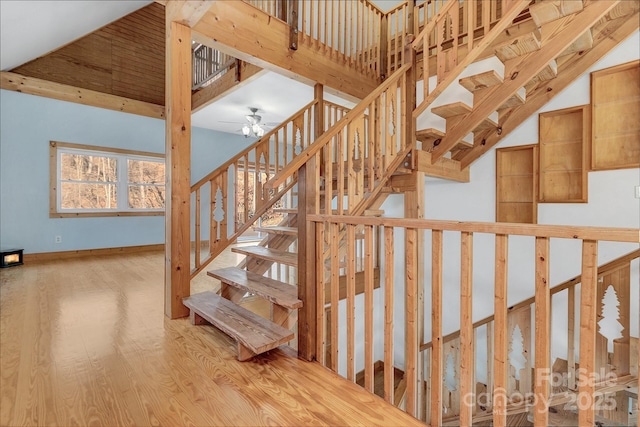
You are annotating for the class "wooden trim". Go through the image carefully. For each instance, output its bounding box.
[0,71,165,119]
[165,21,192,319]
[51,141,164,159]
[307,215,640,243]
[414,150,470,182]
[23,244,164,262]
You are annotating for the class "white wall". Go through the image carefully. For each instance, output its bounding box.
[0,89,252,254]
[381,31,640,377]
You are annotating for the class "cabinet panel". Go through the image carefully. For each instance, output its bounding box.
[591,60,640,170]
[496,145,538,224]
[539,105,589,203]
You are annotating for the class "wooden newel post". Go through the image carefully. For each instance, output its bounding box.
[288,0,299,51]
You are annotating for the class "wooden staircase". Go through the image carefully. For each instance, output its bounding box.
[414,0,639,175]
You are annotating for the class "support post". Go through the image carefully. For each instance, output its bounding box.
[288,0,299,50]
[164,20,192,319]
[297,83,323,361]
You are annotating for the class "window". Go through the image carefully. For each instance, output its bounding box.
[50,141,165,217]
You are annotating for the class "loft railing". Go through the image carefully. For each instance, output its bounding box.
[189,99,349,278]
[192,44,235,90]
[309,214,639,424]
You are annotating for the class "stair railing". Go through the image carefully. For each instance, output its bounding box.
[267,61,414,218]
[189,99,349,279]
[309,214,639,424]
[421,248,640,425]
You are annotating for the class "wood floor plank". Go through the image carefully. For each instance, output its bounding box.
[0,249,423,427]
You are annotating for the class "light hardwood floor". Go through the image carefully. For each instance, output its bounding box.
[0,248,423,427]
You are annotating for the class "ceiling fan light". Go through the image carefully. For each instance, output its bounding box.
[242,125,250,137]
[252,124,261,134]
[257,127,265,137]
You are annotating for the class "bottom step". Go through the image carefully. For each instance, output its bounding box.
[183,291,294,361]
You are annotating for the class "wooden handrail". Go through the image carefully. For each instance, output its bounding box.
[266,64,411,190]
[307,215,640,242]
[420,248,640,351]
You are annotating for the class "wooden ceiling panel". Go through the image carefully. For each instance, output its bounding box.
[11,3,165,106]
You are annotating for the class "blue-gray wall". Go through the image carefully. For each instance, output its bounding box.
[0,89,252,253]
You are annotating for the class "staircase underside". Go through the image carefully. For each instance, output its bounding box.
[416,1,639,180]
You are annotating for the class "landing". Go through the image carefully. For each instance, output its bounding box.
[0,249,423,426]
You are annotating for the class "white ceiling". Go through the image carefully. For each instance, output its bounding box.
[0,0,394,136]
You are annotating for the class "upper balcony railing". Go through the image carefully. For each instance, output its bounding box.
[192,43,235,90]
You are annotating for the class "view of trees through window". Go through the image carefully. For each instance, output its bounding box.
[59,150,165,212]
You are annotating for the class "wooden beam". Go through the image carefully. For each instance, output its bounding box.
[192,1,378,100]
[191,61,265,112]
[434,0,620,164]
[165,0,215,27]
[0,71,165,119]
[459,231,474,426]
[165,21,192,319]
[459,0,634,168]
[414,150,470,182]
[431,229,444,426]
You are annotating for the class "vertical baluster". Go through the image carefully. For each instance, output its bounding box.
[383,225,395,404]
[450,1,459,72]
[579,240,598,426]
[323,0,328,51]
[309,0,315,47]
[468,0,475,51]
[340,0,345,58]
[346,224,356,382]
[482,0,490,38]
[347,122,356,212]
[330,222,340,372]
[324,137,333,216]
[486,322,493,411]
[493,234,508,427]
[315,222,325,364]
[367,102,375,192]
[220,172,228,243]
[567,286,576,390]
[431,229,444,425]
[301,0,307,44]
[210,177,218,247]
[534,236,550,426]
[364,224,374,393]
[337,127,345,215]
[243,156,248,224]
[405,227,418,416]
[195,188,201,269]
[459,231,474,426]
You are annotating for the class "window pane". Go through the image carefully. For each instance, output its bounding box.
[61,183,117,209]
[128,185,165,209]
[128,159,165,184]
[60,153,117,182]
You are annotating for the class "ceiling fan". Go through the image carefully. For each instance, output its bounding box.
[242,107,265,138]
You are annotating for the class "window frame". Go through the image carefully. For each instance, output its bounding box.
[50,141,165,218]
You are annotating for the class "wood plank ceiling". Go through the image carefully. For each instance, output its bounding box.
[11,3,165,106]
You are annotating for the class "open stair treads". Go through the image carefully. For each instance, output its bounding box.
[494,30,542,62]
[459,71,526,110]
[253,226,297,236]
[183,291,294,361]
[432,102,498,131]
[207,266,302,309]
[529,0,584,27]
[232,246,298,268]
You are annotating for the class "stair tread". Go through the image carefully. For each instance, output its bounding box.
[208,266,302,309]
[473,116,499,132]
[529,0,583,27]
[560,29,593,57]
[416,128,445,140]
[499,88,526,110]
[525,60,558,89]
[494,30,541,62]
[272,208,298,214]
[183,291,294,356]
[232,246,298,267]
[431,102,472,119]
[459,70,503,92]
[254,226,297,236]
